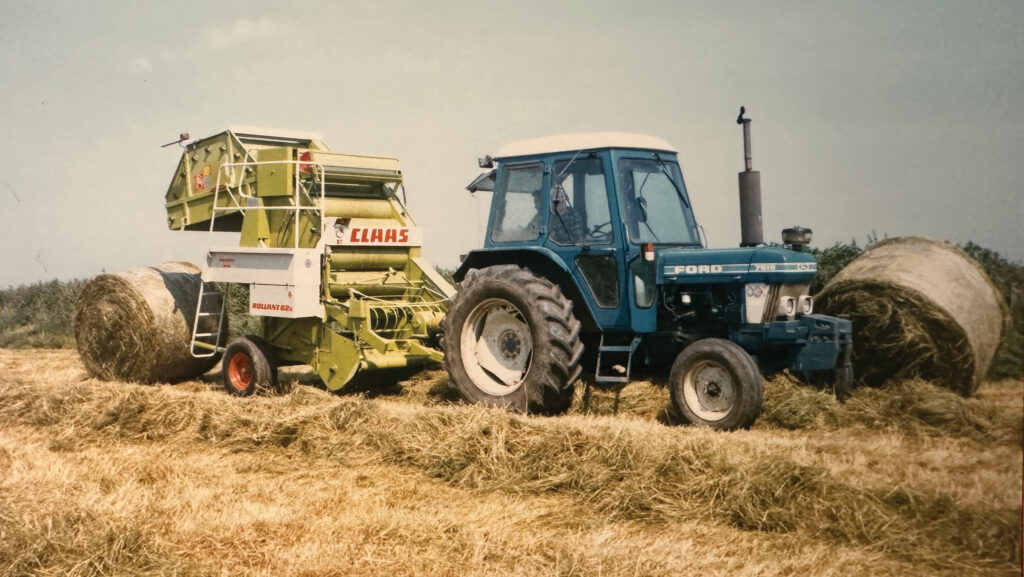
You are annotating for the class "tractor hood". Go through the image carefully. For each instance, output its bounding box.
[656,246,817,285]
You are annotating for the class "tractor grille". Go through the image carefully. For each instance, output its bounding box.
[762,285,780,323]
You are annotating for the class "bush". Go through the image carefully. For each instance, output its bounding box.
[223,283,263,340]
[959,242,1023,380]
[0,279,85,348]
[809,241,864,294]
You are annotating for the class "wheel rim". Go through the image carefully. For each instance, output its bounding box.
[681,359,736,422]
[228,351,253,391]
[460,298,533,396]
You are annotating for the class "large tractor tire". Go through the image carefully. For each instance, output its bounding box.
[669,338,763,430]
[222,336,278,397]
[442,265,583,414]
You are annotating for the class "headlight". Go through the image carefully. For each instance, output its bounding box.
[744,283,770,324]
[777,296,796,318]
[799,295,813,315]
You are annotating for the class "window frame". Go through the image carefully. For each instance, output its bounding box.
[489,161,546,244]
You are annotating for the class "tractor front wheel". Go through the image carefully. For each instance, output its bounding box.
[222,336,277,397]
[442,265,582,414]
[669,338,763,430]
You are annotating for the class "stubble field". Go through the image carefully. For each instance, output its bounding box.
[0,349,1020,576]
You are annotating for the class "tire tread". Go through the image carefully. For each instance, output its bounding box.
[443,265,582,414]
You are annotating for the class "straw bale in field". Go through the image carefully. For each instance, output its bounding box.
[74,262,223,383]
[817,237,1007,395]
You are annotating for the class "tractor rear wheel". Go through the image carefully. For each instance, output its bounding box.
[222,336,277,397]
[443,265,582,414]
[669,338,763,430]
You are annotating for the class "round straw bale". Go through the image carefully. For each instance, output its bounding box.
[816,237,1007,396]
[74,262,225,383]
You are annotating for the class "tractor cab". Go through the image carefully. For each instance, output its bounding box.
[462,133,700,335]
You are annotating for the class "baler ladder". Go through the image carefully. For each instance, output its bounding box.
[594,335,642,384]
[190,282,226,358]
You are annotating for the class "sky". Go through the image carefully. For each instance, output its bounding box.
[1,0,1021,287]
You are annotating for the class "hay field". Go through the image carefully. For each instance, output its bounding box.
[0,349,1020,576]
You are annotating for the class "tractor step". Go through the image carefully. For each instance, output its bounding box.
[597,345,634,352]
[594,335,641,384]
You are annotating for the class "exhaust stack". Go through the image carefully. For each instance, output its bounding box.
[737,107,763,247]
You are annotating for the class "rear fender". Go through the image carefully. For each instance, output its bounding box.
[455,248,600,332]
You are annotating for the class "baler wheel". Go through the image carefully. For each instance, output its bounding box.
[222,336,278,397]
[443,265,582,414]
[669,338,763,430]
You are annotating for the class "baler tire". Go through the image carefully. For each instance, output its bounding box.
[669,338,763,430]
[443,265,582,414]
[222,336,278,397]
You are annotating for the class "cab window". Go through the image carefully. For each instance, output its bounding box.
[617,158,699,245]
[491,163,544,242]
[548,157,612,245]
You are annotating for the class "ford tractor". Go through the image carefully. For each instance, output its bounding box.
[444,109,853,430]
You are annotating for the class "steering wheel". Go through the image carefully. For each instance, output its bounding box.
[589,221,612,240]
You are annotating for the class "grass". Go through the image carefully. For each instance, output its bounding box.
[0,349,1020,576]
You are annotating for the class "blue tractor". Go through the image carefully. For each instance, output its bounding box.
[443,110,852,430]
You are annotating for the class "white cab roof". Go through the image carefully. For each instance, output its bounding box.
[495,132,676,159]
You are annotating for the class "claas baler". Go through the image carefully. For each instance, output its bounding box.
[164,129,454,395]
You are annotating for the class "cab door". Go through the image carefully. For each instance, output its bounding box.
[612,151,701,334]
[541,153,629,330]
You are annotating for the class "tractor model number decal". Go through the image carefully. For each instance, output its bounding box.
[252,302,293,312]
